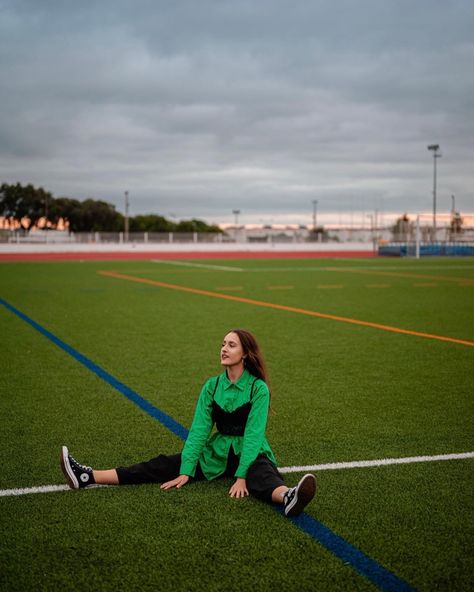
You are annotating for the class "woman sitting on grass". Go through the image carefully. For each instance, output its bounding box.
[61,328,316,517]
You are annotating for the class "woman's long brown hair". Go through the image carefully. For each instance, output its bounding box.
[231,328,271,397]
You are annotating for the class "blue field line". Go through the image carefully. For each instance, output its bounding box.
[283,509,415,592]
[1,296,416,592]
[0,298,188,441]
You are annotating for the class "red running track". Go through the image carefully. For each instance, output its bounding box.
[0,250,376,262]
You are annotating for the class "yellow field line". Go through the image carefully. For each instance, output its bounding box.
[327,267,474,284]
[268,285,294,290]
[98,270,474,348]
[317,284,344,289]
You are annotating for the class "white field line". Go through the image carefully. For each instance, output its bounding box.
[1,452,473,498]
[0,484,70,497]
[151,260,243,272]
[241,265,474,273]
[279,451,474,473]
[0,484,108,498]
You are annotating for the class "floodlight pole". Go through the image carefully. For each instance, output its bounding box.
[415,215,420,259]
[232,209,240,226]
[124,191,130,242]
[366,214,375,252]
[44,192,49,229]
[312,200,318,230]
[427,144,441,240]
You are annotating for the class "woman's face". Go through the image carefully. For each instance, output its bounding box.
[220,331,245,368]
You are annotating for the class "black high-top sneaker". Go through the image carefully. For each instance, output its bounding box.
[283,473,316,517]
[60,446,95,489]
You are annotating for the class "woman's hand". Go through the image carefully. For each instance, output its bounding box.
[229,478,249,498]
[160,474,190,490]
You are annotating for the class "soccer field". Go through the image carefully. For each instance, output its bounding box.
[1,257,473,591]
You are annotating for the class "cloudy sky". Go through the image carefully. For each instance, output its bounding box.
[2,0,473,226]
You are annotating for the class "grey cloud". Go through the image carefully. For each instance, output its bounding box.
[1,0,473,223]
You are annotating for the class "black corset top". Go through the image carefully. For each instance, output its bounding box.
[211,400,252,436]
[211,375,257,436]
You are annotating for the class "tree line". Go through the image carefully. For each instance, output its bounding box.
[0,183,221,233]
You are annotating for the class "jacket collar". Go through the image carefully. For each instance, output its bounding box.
[222,368,251,391]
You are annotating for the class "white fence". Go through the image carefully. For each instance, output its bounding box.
[1,225,472,246]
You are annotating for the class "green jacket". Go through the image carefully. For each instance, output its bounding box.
[180,369,277,479]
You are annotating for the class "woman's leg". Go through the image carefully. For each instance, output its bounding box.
[115,454,183,485]
[60,446,204,490]
[246,456,316,517]
[93,469,119,485]
[271,485,289,503]
[246,455,287,503]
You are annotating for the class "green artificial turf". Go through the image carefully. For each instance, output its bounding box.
[1,257,473,591]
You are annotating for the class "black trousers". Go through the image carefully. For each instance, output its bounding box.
[116,449,286,503]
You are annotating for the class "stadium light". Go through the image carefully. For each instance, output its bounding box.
[427,144,441,238]
[232,209,240,226]
[312,200,318,230]
[124,191,130,242]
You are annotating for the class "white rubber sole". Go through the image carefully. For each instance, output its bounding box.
[60,446,79,489]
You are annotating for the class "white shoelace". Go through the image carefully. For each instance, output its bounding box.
[70,455,92,472]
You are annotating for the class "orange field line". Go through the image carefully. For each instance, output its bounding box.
[327,267,474,284]
[98,270,474,348]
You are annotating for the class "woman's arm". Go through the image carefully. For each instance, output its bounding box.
[161,474,189,490]
[228,477,249,498]
[179,378,215,477]
[234,381,270,479]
